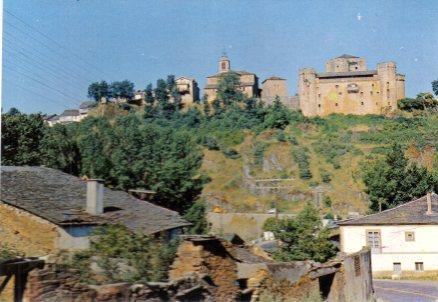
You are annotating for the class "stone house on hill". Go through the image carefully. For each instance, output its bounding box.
[0,166,191,257]
[339,193,438,277]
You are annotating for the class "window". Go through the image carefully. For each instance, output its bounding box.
[393,262,401,275]
[361,102,364,105]
[335,103,338,107]
[318,104,321,108]
[335,85,339,89]
[370,91,373,95]
[318,93,321,98]
[366,230,381,253]
[415,262,424,272]
[354,255,361,276]
[405,231,415,242]
[339,92,342,95]
[221,62,227,70]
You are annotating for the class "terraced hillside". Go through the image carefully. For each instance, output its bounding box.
[200,114,438,217]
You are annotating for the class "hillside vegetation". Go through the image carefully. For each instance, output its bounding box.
[201,113,438,216]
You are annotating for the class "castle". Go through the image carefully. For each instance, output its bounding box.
[298,54,405,116]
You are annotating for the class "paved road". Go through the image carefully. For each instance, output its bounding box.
[374,280,438,302]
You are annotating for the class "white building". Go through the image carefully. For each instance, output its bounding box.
[339,193,438,277]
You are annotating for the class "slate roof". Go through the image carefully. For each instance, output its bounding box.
[316,70,377,79]
[336,54,359,59]
[60,109,80,117]
[79,101,96,109]
[338,193,438,226]
[0,166,191,234]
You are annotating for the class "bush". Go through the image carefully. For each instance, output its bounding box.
[320,169,332,183]
[222,148,241,159]
[292,146,312,179]
[66,225,178,284]
[203,135,220,150]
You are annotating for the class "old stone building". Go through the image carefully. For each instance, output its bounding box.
[261,76,288,105]
[204,55,260,102]
[175,76,200,105]
[298,54,405,116]
[0,166,190,257]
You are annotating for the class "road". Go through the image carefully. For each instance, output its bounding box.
[374,280,438,302]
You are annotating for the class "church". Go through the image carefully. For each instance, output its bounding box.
[204,54,260,102]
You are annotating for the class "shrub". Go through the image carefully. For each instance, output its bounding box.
[222,148,241,159]
[292,146,312,179]
[320,169,332,183]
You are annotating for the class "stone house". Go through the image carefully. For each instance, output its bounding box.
[261,76,288,105]
[175,76,200,105]
[0,166,191,257]
[339,192,438,277]
[298,54,405,116]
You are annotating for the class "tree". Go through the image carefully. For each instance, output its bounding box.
[216,72,244,105]
[88,81,110,101]
[262,96,291,129]
[183,199,209,234]
[363,143,436,212]
[1,110,46,165]
[432,79,438,97]
[398,93,438,111]
[40,124,82,175]
[155,78,175,118]
[264,204,336,263]
[109,80,135,99]
[144,83,154,105]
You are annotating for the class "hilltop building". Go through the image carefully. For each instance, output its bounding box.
[0,166,190,256]
[298,54,405,116]
[261,76,289,105]
[339,193,438,277]
[204,55,260,102]
[175,76,200,105]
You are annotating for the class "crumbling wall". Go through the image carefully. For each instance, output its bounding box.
[169,237,239,302]
[23,265,214,302]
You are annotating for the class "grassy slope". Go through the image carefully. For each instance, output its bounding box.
[201,113,438,217]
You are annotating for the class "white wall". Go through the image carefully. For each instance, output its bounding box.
[340,225,438,272]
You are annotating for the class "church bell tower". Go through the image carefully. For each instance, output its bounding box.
[218,53,230,73]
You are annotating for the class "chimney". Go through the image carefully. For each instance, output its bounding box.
[86,179,104,215]
[426,192,433,215]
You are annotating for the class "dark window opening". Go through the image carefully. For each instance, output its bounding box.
[415,262,424,272]
[318,104,321,107]
[361,102,364,105]
[335,103,338,107]
[318,273,336,299]
[104,206,123,213]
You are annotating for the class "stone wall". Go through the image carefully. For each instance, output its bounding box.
[169,236,240,302]
[0,202,59,257]
[23,265,214,302]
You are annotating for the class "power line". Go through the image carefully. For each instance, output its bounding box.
[3,78,73,110]
[3,48,86,95]
[3,33,97,85]
[4,20,106,82]
[3,58,82,101]
[4,64,82,105]
[4,9,109,78]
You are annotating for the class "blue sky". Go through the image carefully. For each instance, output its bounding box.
[3,0,438,114]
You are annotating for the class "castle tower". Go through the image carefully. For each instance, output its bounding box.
[377,62,397,111]
[218,54,230,73]
[298,68,318,116]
